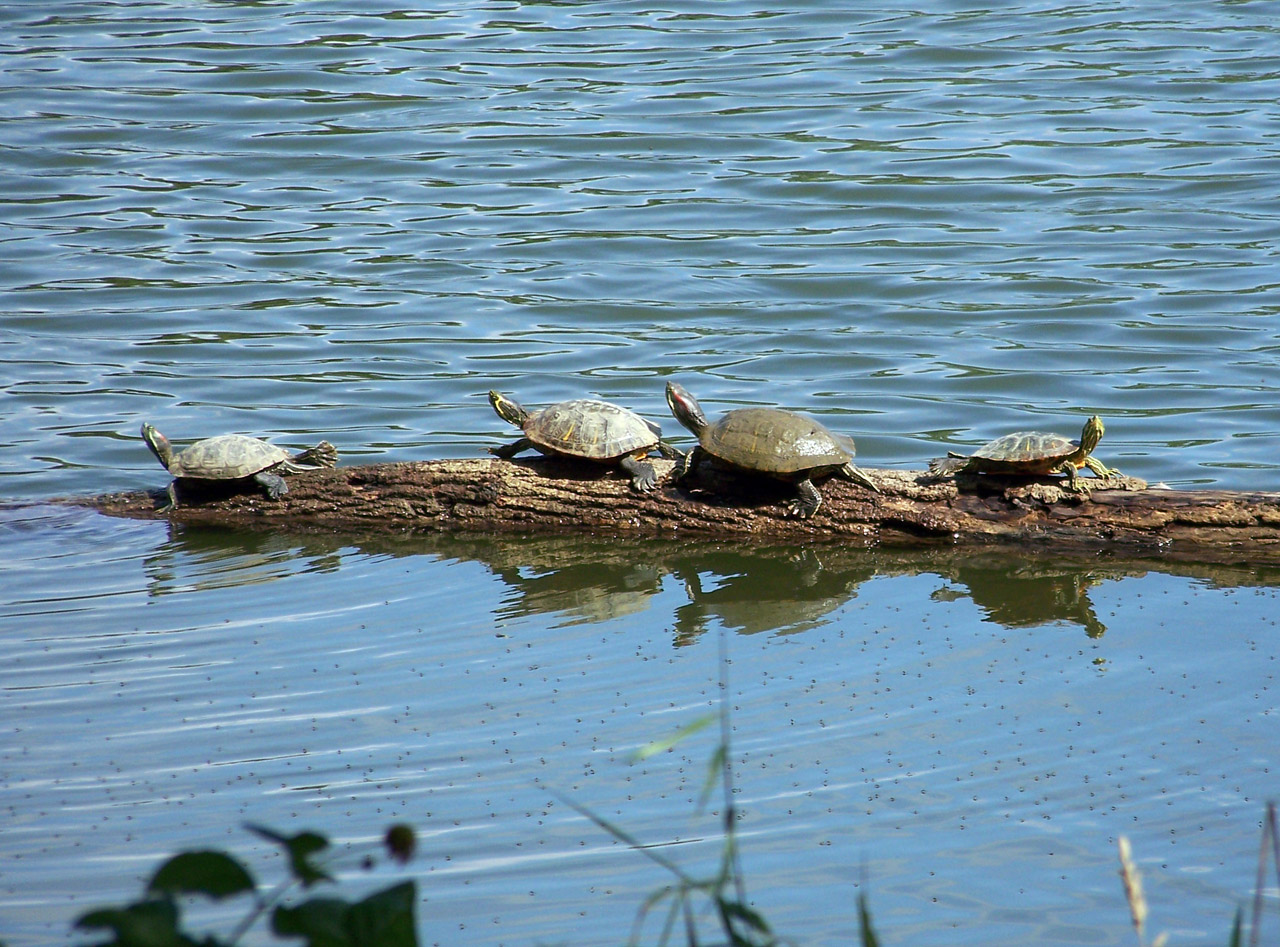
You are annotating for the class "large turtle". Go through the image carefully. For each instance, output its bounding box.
[487,391,681,493]
[927,415,1120,491]
[142,422,338,512]
[664,381,879,519]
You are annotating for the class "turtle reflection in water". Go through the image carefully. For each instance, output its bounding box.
[664,381,879,519]
[141,423,338,512]
[928,416,1122,492]
[488,391,681,493]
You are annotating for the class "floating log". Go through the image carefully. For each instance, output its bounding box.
[69,456,1280,565]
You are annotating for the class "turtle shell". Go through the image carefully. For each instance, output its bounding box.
[700,408,854,475]
[170,434,291,480]
[523,400,660,461]
[968,431,1078,472]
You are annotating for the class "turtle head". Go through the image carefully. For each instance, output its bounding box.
[140,422,174,469]
[664,381,707,436]
[1080,415,1104,452]
[488,390,529,428]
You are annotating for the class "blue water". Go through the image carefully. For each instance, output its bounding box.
[2,2,1279,944]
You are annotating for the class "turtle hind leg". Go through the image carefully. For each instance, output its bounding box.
[489,437,533,460]
[290,441,337,469]
[927,455,968,479]
[254,471,289,500]
[619,455,658,493]
[788,478,823,519]
[839,461,879,493]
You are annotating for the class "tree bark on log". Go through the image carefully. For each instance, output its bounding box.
[66,456,1280,565]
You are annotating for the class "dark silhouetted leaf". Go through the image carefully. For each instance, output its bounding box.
[858,890,881,947]
[272,881,417,947]
[148,851,255,901]
[74,897,198,947]
[345,882,417,947]
[272,897,349,947]
[246,823,333,887]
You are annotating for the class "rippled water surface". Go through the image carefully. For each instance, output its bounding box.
[2,2,1279,944]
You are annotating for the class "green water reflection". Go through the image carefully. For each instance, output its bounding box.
[141,523,1280,644]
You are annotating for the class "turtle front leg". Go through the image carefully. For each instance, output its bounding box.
[254,470,289,500]
[1083,456,1122,479]
[789,478,824,519]
[1056,461,1084,492]
[157,480,180,513]
[619,454,658,493]
[489,437,534,460]
[655,438,685,462]
[675,445,703,482]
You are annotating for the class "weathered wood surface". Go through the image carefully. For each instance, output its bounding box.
[69,455,1280,565]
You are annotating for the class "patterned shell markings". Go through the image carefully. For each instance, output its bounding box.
[168,435,292,479]
[525,399,659,460]
[968,431,1080,471]
[702,408,853,475]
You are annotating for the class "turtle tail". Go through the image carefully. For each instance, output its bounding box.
[291,440,338,469]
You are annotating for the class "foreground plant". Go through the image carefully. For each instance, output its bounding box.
[554,634,881,947]
[1118,801,1278,947]
[75,822,418,947]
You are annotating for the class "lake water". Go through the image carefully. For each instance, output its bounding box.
[2,2,1278,944]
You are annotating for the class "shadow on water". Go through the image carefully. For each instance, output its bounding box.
[38,502,1277,642]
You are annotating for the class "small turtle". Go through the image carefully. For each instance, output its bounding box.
[927,415,1120,491]
[141,422,338,512]
[487,391,681,492]
[664,381,878,519]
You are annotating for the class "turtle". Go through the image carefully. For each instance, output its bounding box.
[141,422,338,512]
[664,381,879,519]
[487,391,682,493]
[926,415,1121,491]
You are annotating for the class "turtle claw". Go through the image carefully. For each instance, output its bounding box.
[785,501,816,520]
[619,455,658,493]
[788,480,823,519]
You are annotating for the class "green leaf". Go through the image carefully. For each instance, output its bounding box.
[74,897,199,947]
[273,897,350,947]
[246,823,333,887]
[858,890,881,947]
[271,882,418,947]
[698,742,727,813]
[631,714,716,763]
[720,898,771,934]
[148,851,255,901]
[1227,905,1243,947]
[345,881,418,947]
